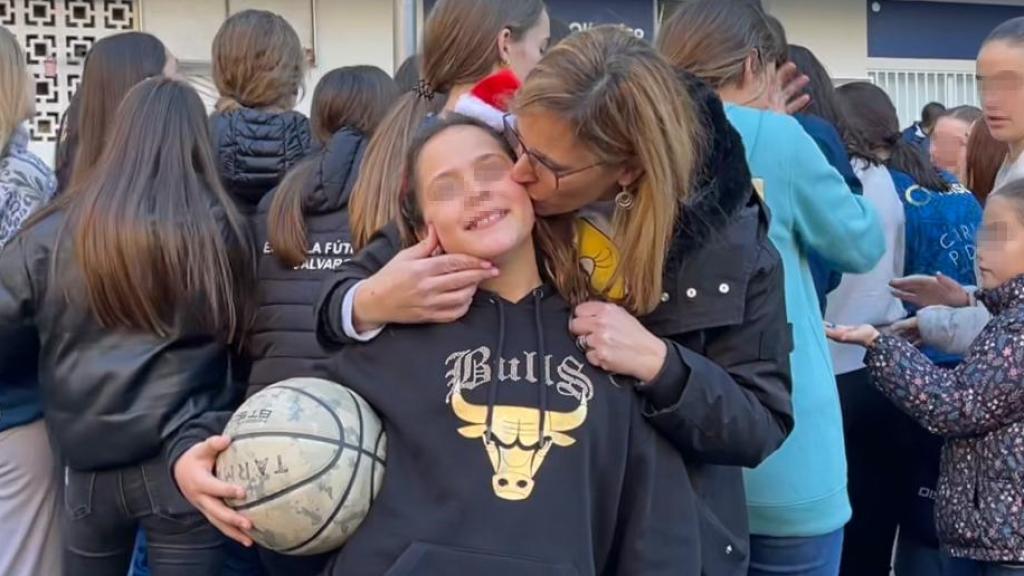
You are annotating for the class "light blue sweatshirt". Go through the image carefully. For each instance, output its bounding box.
[725,105,885,537]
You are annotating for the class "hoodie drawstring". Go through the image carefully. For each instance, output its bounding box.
[482,289,549,444]
[484,298,505,443]
[533,289,549,443]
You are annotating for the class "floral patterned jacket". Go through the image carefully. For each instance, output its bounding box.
[0,127,56,249]
[867,274,1024,563]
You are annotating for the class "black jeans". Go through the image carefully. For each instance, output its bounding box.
[62,456,224,576]
[837,368,919,576]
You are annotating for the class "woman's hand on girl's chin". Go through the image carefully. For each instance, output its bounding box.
[353,226,499,330]
[173,435,254,547]
[570,301,667,383]
[825,323,881,348]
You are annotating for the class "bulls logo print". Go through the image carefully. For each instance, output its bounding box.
[444,347,593,501]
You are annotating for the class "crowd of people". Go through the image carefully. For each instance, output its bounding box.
[0,0,1023,575]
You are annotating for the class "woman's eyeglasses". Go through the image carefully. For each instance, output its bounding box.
[502,114,604,191]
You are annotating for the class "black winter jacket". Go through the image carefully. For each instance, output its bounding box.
[211,108,311,218]
[315,72,794,576]
[0,211,242,472]
[247,128,365,397]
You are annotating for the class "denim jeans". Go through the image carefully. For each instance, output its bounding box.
[61,456,224,576]
[749,528,845,576]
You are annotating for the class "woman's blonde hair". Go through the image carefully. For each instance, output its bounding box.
[657,0,783,94]
[349,0,546,249]
[515,26,701,315]
[0,26,31,153]
[213,10,305,113]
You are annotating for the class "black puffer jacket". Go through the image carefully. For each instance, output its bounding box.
[211,108,311,218]
[315,71,794,576]
[247,128,365,397]
[0,211,243,472]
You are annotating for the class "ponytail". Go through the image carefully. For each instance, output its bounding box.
[888,137,951,191]
[349,92,444,249]
[267,158,318,266]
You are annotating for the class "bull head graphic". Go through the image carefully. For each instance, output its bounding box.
[449,384,588,501]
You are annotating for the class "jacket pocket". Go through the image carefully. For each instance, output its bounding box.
[383,542,579,576]
[64,466,96,520]
[695,496,748,576]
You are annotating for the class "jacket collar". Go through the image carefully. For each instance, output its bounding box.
[977,274,1024,315]
[665,71,756,275]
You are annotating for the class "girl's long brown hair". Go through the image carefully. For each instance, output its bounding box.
[657,0,783,99]
[268,66,399,267]
[515,26,701,315]
[966,119,1006,205]
[213,9,305,113]
[399,114,588,305]
[70,32,167,191]
[0,26,30,154]
[66,77,255,343]
[349,0,546,249]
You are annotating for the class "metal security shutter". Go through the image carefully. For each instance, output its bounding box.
[867,65,979,127]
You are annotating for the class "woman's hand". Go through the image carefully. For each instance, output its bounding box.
[766,62,810,115]
[353,226,500,331]
[173,435,253,547]
[569,301,667,383]
[825,323,882,348]
[890,273,970,309]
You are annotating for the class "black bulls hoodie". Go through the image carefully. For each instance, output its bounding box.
[318,285,700,576]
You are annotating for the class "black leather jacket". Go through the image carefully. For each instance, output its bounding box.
[211,108,311,218]
[0,212,243,471]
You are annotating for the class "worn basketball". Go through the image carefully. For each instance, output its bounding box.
[216,377,386,555]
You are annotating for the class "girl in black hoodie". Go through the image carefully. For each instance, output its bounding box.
[320,113,699,575]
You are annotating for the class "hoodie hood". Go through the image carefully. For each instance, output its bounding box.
[262,127,367,216]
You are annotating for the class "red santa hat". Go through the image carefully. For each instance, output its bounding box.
[452,68,521,131]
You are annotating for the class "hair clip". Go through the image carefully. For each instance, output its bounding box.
[415,79,435,101]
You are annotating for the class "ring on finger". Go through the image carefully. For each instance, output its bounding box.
[576,334,589,351]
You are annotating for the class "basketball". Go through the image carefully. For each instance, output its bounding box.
[215,377,386,555]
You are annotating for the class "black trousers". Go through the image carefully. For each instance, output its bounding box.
[837,368,944,576]
[62,456,224,576]
[258,547,333,576]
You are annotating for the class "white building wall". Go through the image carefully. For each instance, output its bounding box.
[141,0,395,115]
[765,0,870,81]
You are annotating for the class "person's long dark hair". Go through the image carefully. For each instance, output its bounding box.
[268,66,400,267]
[787,45,877,163]
[836,81,951,191]
[63,77,254,343]
[70,32,167,192]
[966,119,1005,204]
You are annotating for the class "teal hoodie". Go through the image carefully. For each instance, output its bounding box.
[725,105,885,537]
